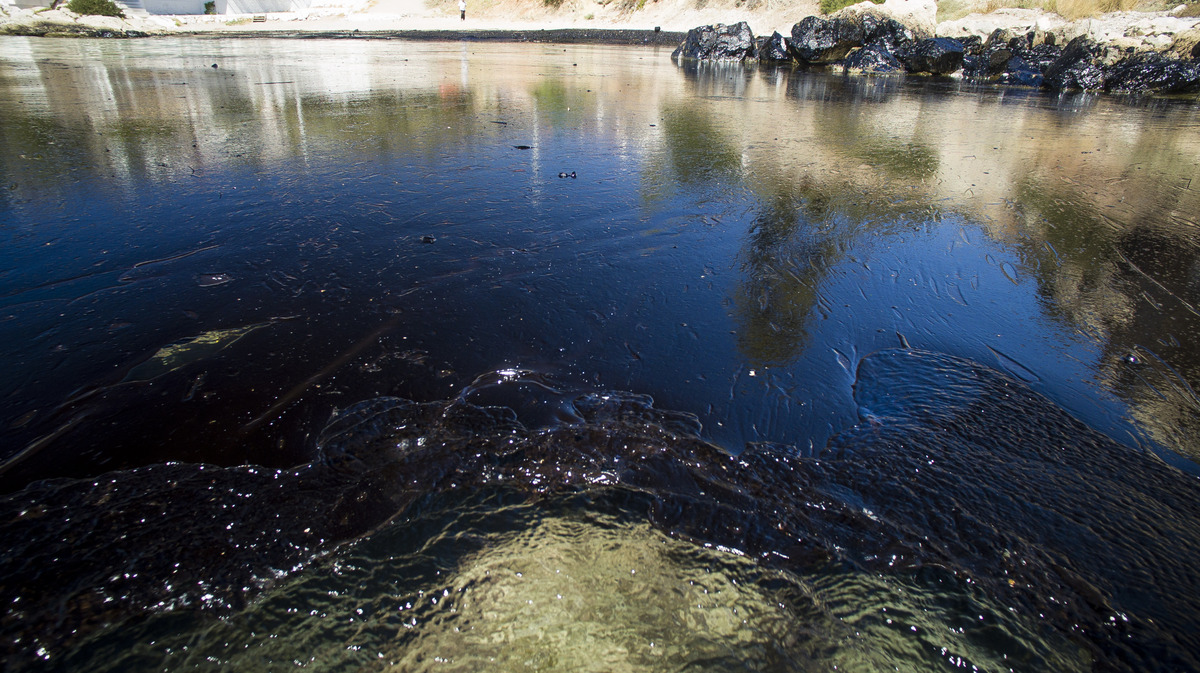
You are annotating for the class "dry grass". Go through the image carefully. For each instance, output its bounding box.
[1046,0,1149,19]
[935,0,973,21]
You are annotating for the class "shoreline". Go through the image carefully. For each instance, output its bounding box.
[5,0,1193,45]
[172,26,689,44]
[2,1,1198,69]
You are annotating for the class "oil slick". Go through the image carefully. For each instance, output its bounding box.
[117,244,220,284]
[2,320,285,480]
[3,351,1198,671]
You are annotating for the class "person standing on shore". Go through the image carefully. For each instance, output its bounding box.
[459,0,465,20]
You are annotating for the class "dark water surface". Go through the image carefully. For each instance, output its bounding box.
[2,36,1200,671]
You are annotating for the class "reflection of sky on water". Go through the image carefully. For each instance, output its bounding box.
[2,37,1200,487]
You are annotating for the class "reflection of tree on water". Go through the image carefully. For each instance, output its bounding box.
[671,58,1200,465]
[732,177,942,367]
[650,87,944,368]
[529,78,580,118]
[651,98,825,366]
[1109,228,1200,459]
[0,114,92,212]
[735,187,817,365]
[651,79,942,367]
[281,90,478,158]
[636,100,742,213]
[807,91,939,179]
[1013,178,1200,462]
[656,102,741,185]
[1014,178,1126,334]
[668,68,938,367]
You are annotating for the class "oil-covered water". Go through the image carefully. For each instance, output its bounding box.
[1,36,1199,671]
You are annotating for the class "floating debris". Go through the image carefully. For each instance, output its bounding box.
[196,273,232,287]
[122,322,272,383]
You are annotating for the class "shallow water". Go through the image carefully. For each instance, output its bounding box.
[2,36,1200,671]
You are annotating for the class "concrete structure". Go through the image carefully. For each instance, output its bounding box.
[219,0,312,11]
[142,0,206,13]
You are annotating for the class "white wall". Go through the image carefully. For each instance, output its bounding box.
[215,0,309,12]
[143,0,208,13]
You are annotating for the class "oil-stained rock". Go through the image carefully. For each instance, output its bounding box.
[900,37,965,74]
[789,15,865,64]
[672,21,756,61]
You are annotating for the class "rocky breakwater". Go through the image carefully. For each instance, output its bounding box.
[672,9,1200,94]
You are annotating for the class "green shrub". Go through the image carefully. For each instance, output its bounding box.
[204,0,216,12]
[66,0,125,17]
[819,0,881,13]
[543,0,564,7]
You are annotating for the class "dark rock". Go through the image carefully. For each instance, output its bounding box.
[963,46,1014,79]
[958,35,984,55]
[758,31,793,62]
[672,22,756,61]
[1103,51,1200,93]
[961,53,982,78]
[977,30,1060,80]
[981,29,1010,51]
[997,54,1044,87]
[674,14,1195,95]
[859,13,916,53]
[789,16,864,64]
[900,37,965,75]
[985,27,1055,53]
[1023,42,1064,72]
[985,47,1015,72]
[974,30,1054,65]
[963,43,1046,87]
[1043,35,1107,90]
[844,42,904,73]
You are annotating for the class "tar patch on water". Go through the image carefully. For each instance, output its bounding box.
[3,351,1198,671]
